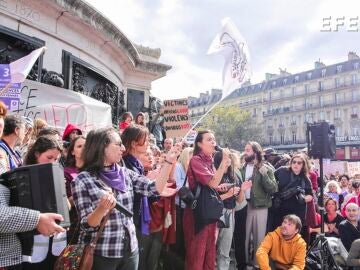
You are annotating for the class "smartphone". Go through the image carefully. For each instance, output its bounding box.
[224,183,236,189]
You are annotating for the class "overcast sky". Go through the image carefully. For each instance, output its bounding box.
[86,0,360,100]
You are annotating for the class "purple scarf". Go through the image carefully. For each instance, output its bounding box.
[123,155,151,235]
[99,163,126,192]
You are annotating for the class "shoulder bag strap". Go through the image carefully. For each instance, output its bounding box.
[90,210,112,246]
[188,164,202,200]
[68,222,80,245]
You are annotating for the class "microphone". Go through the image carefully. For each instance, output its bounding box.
[215,145,222,152]
[97,189,133,217]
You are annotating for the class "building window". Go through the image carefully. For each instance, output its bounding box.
[291,115,297,123]
[268,91,272,101]
[280,89,284,98]
[320,111,325,120]
[292,132,297,143]
[354,62,359,70]
[352,74,358,85]
[351,125,360,136]
[319,96,324,107]
[305,113,312,123]
[335,109,341,119]
[292,87,296,96]
[335,78,340,88]
[294,75,299,83]
[272,81,276,87]
[304,84,310,93]
[353,107,358,114]
[336,126,342,136]
[269,135,273,145]
[353,90,359,101]
[280,134,285,144]
[335,93,343,104]
[337,65,343,73]
[321,69,326,77]
[283,78,287,85]
[279,117,285,126]
[307,72,312,80]
[319,81,324,91]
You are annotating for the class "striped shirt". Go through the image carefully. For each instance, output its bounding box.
[71,168,158,258]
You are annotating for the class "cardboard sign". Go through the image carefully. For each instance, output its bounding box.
[347,162,360,177]
[162,98,191,138]
[3,80,112,133]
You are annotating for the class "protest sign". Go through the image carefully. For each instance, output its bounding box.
[162,98,191,138]
[347,162,360,177]
[2,80,112,133]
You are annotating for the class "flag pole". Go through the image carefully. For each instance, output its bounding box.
[183,98,223,139]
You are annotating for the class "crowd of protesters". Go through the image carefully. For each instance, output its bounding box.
[1,105,360,270]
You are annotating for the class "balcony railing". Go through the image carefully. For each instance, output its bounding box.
[262,81,360,104]
[263,97,360,117]
[263,140,307,147]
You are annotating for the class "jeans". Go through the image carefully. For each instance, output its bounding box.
[217,209,235,270]
[92,249,139,270]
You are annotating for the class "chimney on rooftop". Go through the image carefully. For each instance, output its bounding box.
[315,59,326,69]
[348,51,360,60]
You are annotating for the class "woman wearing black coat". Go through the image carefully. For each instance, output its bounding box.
[273,153,313,230]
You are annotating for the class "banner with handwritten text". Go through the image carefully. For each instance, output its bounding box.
[162,98,191,138]
[1,80,112,133]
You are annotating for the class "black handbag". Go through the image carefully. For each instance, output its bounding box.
[193,183,224,233]
[272,172,305,208]
[178,175,201,209]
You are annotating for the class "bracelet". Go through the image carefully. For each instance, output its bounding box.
[165,159,175,165]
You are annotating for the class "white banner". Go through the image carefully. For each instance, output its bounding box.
[8,80,112,133]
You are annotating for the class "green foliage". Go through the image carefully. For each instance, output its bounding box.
[199,106,264,150]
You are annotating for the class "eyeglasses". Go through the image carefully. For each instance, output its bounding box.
[291,160,303,165]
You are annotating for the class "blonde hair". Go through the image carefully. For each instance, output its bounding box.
[31,118,48,140]
[325,180,342,194]
[177,147,193,172]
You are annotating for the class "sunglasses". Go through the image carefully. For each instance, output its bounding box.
[291,160,303,165]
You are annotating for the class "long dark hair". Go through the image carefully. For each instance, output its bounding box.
[65,135,86,167]
[121,124,149,156]
[289,152,310,177]
[25,136,62,165]
[80,127,116,175]
[193,130,214,156]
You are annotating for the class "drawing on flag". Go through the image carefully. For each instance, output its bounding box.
[207,17,251,99]
[183,18,252,140]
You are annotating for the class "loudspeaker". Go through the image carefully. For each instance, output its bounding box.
[0,163,70,227]
[307,122,336,159]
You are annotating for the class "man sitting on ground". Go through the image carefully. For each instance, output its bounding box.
[256,214,306,270]
[339,202,360,252]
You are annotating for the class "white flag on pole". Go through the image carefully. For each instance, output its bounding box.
[207,18,251,99]
[9,46,46,83]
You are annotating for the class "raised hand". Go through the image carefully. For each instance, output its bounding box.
[165,143,183,164]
